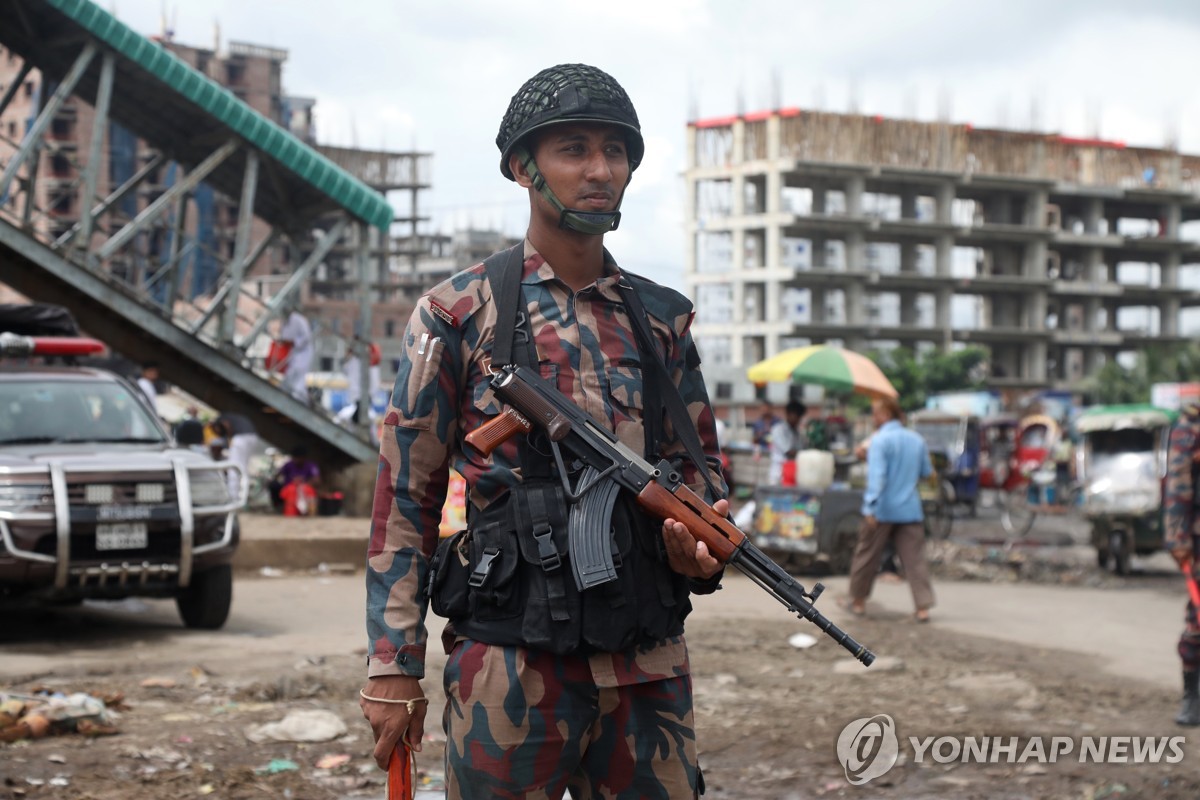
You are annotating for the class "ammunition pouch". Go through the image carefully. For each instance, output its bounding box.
[429,479,692,655]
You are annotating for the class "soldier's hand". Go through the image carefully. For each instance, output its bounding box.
[661,498,728,579]
[359,675,426,770]
[1172,547,1194,570]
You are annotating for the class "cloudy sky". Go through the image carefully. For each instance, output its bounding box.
[109,0,1200,290]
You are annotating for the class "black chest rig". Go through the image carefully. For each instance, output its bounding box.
[428,246,713,655]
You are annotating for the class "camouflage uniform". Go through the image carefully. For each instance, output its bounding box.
[366,241,724,796]
[1163,402,1200,725]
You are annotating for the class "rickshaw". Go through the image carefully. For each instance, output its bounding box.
[1075,404,1178,575]
[910,410,983,538]
[998,413,1062,537]
[978,413,1020,493]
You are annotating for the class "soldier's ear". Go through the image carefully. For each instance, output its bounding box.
[511,153,534,189]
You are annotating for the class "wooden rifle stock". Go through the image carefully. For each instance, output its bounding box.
[636,481,745,562]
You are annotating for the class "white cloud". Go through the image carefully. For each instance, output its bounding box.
[103,0,1200,294]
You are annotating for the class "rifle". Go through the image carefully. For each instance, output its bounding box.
[464,364,876,666]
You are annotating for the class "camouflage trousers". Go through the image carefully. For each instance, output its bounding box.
[1181,562,1200,669]
[442,640,699,799]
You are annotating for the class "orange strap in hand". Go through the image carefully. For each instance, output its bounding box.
[387,741,414,800]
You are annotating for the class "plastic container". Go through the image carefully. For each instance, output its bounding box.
[795,450,835,491]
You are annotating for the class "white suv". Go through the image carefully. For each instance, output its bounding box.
[0,333,242,629]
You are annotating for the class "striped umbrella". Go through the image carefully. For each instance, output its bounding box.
[746,345,898,399]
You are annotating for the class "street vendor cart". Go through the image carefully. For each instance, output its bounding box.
[744,345,897,573]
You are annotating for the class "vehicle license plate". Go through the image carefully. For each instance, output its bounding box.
[96,523,148,550]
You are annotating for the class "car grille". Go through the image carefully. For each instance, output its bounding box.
[67,480,180,506]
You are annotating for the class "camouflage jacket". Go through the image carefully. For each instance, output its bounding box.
[1163,404,1200,554]
[366,241,725,680]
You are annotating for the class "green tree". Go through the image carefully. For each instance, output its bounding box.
[1086,342,1200,405]
[864,346,989,412]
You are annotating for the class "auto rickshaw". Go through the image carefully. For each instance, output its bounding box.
[1075,404,1178,575]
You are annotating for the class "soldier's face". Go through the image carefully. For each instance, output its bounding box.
[522,123,630,213]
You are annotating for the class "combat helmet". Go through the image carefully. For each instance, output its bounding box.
[496,63,643,234]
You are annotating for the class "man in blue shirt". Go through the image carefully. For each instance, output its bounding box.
[846,396,936,622]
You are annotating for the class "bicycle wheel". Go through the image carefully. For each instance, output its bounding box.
[999,486,1036,537]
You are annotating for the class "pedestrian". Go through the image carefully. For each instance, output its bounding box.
[338,336,381,425]
[270,445,320,512]
[845,396,935,623]
[278,306,313,404]
[136,362,159,410]
[211,412,258,501]
[768,400,808,485]
[358,63,728,799]
[174,405,205,448]
[1163,402,1200,726]
[751,402,778,449]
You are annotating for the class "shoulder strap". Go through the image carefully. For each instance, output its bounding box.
[617,281,722,501]
[483,244,530,369]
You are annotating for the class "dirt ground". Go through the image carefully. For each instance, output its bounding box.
[2,511,1198,799]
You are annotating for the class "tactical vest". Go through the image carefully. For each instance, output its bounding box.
[428,246,711,655]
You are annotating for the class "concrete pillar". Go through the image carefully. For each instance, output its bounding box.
[1025,189,1048,228]
[900,190,918,221]
[1162,251,1181,290]
[846,232,865,272]
[1084,297,1102,334]
[1164,203,1182,239]
[935,182,955,225]
[812,185,827,215]
[935,234,953,277]
[1081,247,1103,284]
[810,234,828,268]
[1082,197,1103,234]
[811,287,826,323]
[846,282,865,326]
[1163,296,1180,336]
[844,175,865,271]
[900,241,917,273]
[935,287,952,349]
[845,175,864,217]
[899,291,918,326]
[1027,291,1047,332]
[1028,342,1048,383]
[1024,240,1048,279]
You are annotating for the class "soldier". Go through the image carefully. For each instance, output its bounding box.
[1163,402,1200,726]
[359,64,728,798]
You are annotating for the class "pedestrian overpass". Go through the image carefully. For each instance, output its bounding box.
[0,0,392,472]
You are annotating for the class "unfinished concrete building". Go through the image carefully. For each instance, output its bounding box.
[685,110,1200,403]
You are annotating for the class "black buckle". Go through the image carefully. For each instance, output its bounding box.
[532,522,561,571]
[468,547,500,588]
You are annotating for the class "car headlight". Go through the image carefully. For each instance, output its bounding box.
[189,471,231,507]
[0,481,54,514]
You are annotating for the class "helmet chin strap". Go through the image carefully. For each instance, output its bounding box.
[517,146,627,236]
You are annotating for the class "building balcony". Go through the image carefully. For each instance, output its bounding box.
[1048,280,1124,297]
[1122,330,1191,346]
[1050,330,1123,346]
[1119,234,1200,254]
[953,326,1052,344]
[956,223,1056,244]
[1052,231,1124,248]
